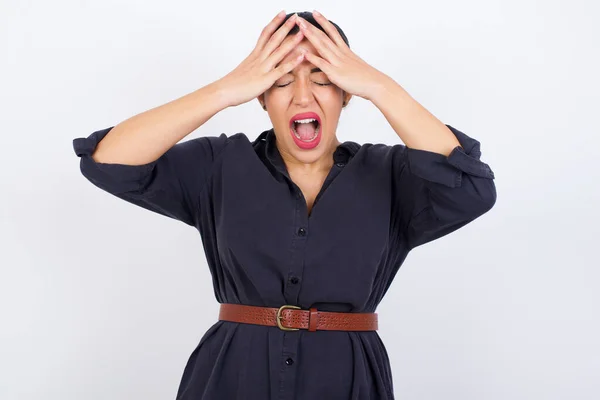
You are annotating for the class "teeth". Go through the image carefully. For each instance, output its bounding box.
[294,118,317,124]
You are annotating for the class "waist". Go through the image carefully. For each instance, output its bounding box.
[218,303,378,332]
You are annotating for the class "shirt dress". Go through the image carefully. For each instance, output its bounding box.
[73,123,496,400]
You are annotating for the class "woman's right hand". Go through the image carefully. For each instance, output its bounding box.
[215,12,306,108]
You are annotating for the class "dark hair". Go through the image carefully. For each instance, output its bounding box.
[276,11,350,48]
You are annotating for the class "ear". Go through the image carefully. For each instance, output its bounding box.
[257,94,266,110]
[342,92,352,107]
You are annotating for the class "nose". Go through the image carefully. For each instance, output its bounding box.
[292,77,315,107]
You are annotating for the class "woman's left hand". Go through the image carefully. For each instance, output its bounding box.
[295,11,391,101]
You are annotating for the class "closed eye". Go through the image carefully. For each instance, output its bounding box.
[274,81,332,88]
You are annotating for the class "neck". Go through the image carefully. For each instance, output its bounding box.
[278,139,341,176]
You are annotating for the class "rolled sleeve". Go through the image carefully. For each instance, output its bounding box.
[406,124,495,188]
[392,124,497,249]
[73,127,158,194]
[73,126,229,226]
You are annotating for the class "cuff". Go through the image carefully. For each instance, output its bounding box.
[73,126,157,193]
[406,124,495,188]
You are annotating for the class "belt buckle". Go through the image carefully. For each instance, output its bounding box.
[277,304,301,331]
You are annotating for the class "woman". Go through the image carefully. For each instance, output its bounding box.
[73,10,496,400]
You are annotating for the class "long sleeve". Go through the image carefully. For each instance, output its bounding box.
[392,124,497,249]
[73,126,229,227]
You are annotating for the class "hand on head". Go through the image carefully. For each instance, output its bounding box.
[215,12,307,109]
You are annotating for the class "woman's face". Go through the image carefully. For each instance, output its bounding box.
[259,38,350,171]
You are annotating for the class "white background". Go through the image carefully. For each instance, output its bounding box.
[1,0,599,399]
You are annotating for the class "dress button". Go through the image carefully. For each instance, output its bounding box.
[297,227,306,236]
[290,276,299,284]
[285,357,294,365]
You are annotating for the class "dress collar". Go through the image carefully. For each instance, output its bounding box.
[252,128,360,173]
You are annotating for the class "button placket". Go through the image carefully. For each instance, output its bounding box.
[279,186,309,397]
[284,185,308,305]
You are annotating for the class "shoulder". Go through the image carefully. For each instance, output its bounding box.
[180,131,252,159]
[352,140,407,166]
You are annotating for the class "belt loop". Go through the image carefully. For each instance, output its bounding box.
[308,307,318,332]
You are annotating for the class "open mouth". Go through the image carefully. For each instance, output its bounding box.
[291,118,320,142]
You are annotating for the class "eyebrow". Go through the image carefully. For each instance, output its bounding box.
[279,67,323,74]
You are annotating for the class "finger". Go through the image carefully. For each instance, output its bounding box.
[264,30,305,71]
[254,11,288,54]
[303,51,330,74]
[260,14,299,60]
[311,11,349,51]
[296,16,341,61]
[269,51,305,80]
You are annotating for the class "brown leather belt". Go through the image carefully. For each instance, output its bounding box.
[218,303,378,332]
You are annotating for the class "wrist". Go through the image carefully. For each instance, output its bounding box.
[368,74,406,109]
[205,79,234,110]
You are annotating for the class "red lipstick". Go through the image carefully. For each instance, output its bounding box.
[289,112,322,150]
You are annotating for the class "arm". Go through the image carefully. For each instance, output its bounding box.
[369,75,461,156]
[366,77,496,248]
[89,82,230,166]
[72,82,232,227]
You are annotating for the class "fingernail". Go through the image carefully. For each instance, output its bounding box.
[313,10,321,16]
[278,10,286,17]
